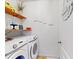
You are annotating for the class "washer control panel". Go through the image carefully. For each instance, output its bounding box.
[5,36,29,55]
[12,40,24,49]
[13,44,18,49]
[5,35,37,55]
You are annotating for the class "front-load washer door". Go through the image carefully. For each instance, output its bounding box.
[29,40,38,59]
[8,50,28,59]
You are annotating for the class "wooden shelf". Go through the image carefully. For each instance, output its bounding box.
[5,7,26,19]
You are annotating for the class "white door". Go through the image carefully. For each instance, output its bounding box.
[59,0,73,59]
[8,50,28,59]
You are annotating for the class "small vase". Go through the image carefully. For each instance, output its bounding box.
[18,10,23,15]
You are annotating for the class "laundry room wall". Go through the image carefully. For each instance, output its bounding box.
[58,0,73,59]
[6,0,60,58]
[23,0,60,57]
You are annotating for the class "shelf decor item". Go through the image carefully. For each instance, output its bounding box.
[17,0,26,14]
[5,1,26,19]
[5,6,26,19]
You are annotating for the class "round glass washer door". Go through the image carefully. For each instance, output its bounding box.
[8,50,28,59]
[30,42,38,59]
[33,43,38,55]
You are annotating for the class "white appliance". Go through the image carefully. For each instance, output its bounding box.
[5,34,38,59]
[6,46,28,59]
[5,36,32,59]
[28,35,39,59]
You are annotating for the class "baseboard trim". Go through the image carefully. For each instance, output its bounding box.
[37,55,59,59]
[60,47,71,59]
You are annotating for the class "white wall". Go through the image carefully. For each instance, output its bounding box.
[58,0,73,59]
[23,0,60,57]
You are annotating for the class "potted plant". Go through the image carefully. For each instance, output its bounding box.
[17,0,25,14]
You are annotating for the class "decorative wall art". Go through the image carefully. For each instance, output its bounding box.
[62,0,73,21]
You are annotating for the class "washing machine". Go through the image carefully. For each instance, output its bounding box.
[5,36,32,59]
[28,35,39,59]
[6,47,28,59]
